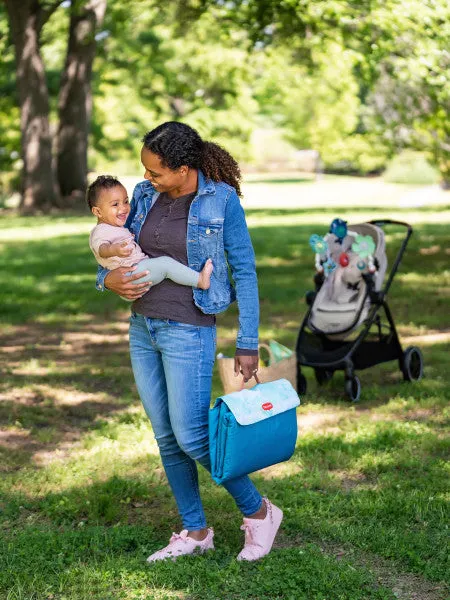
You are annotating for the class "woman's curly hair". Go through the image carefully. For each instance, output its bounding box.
[142,122,242,196]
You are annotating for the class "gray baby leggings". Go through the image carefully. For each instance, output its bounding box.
[131,256,199,287]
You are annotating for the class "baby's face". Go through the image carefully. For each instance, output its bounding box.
[92,185,130,227]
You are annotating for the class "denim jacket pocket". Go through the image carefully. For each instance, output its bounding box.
[199,223,224,269]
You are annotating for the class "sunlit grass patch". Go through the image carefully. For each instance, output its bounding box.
[0,218,92,240]
[246,208,450,228]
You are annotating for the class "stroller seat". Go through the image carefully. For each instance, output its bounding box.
[309,223,387,338]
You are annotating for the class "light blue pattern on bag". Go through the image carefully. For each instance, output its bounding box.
[218,378,300,425]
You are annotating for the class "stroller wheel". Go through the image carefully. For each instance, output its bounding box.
[402,346,424,382]
[345,376,361,402]
[314,368,334,386]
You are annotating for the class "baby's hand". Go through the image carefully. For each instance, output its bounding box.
[111,241,133,257]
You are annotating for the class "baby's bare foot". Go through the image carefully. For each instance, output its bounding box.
[198,259,213,290]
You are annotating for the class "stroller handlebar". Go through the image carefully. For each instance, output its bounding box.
[369,219,413,235]
[368,219,414,296]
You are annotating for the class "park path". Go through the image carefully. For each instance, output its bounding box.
[117,174,449,210]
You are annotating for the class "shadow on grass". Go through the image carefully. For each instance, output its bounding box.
[0,315,136,470]
[0,218,448,327]
[0,405,448,592]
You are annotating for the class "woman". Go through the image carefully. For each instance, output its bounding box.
[96,122,282,562]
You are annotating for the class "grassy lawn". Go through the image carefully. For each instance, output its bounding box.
[0,195,449,600]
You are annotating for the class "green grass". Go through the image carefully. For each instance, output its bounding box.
[0,199,449,599]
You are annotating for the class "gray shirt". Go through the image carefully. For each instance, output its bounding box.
[132,191,215,326]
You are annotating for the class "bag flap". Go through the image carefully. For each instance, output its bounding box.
[213,378,300,426]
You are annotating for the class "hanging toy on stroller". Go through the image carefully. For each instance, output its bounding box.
[296,219,424,401]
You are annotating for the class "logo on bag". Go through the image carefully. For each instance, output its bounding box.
[262,402,273,411]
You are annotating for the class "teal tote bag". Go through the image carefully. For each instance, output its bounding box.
[209,378,300,485]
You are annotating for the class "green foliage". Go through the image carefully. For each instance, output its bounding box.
[384,151,439,185]
[252,44,390,174]
[86,1,258,167]
[283,44,360,155]
[356,1,450,183]
[158,9,257,161]
[233,0,450,180]
[246,128,302,171]
[324,134,390,174]
[1,0,449,193]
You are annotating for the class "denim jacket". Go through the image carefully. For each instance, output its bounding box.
[96,171,259,350]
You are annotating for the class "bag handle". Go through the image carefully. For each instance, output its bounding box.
[258,342,276,366]
[236,343,271,390]
[236,367,260,391]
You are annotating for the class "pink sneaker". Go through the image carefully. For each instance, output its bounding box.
[147,528,214,563]
[237,498,283,561]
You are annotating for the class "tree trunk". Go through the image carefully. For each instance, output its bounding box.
[4,0,60,213]
[57,0,106,199]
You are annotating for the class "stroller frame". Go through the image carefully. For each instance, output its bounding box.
[295,219,424,401]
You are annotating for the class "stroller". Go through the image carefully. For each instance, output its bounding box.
[296,219,424,401]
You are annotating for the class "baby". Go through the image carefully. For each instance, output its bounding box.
[87,175,213,293]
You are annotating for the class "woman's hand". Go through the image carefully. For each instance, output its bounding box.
[234,354,259,383]
[104,266,152,300]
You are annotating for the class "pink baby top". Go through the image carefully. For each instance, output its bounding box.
[89,223,147,270]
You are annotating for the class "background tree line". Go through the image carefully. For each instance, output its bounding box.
[1,0,449,214]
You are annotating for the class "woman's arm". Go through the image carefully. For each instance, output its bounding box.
[223,189,259,380]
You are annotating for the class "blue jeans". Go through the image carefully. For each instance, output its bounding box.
[129,313,263,530]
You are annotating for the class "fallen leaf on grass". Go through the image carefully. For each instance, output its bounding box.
[419,245,440,255]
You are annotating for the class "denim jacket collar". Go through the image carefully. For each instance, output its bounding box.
[137,169,214,199]
[196,170,215,197]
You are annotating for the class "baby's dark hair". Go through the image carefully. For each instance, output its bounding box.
[86,175,123,210]
[142,122,242,196]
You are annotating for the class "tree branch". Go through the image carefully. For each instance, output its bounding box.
[37,0,64,31]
